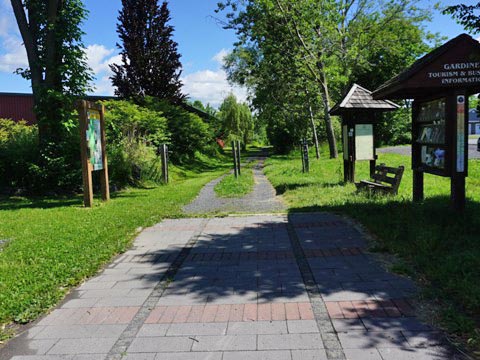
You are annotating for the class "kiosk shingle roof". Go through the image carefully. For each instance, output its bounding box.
[329,84,399,115]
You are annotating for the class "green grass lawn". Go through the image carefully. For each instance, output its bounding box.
[0,153,230,340]
[214,162,256,198]
[265,151,480,351]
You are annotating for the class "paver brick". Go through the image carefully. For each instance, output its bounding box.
[286,320,319,334]
[172,306,192,323]
[284,303,300,320]
[128,337,193,353]
[229,304,245,322]
[48,338,117,355]
[191,335,256,351]
[227,321,287,335]
[136,324,169,337]
[223,350,291,360]
[167,322,227,336]
[258,333,324,350]
[153,353,222,360]
[291,349,328,360]
[201,305,219,323]
[243,304,257,322]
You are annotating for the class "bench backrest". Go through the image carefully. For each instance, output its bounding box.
[372,163,404,194]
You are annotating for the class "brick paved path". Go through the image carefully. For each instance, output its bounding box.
[1,214,463,360]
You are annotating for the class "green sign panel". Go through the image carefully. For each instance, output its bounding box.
[86,110,103,171]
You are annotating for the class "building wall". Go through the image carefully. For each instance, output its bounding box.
[0,93,36,124]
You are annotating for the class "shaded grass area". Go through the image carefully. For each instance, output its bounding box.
[214,162,256,198]
[265,151,480,351]
[0,153,230,338]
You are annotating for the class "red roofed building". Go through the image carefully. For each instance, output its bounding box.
[0,92,36,124]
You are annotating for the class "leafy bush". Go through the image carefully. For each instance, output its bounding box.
[143,97,215,161]
[103,100,170,147]
[107,138,163,188]
[0,119,39,191]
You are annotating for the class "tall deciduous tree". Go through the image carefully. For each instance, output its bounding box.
[10,0,91,146]
[111,0,185,103]
[218,0,435,157]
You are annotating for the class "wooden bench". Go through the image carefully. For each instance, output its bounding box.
[355,164,404,195]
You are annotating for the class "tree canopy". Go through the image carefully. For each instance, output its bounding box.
[217,0,438,155]
[111,0,185,103]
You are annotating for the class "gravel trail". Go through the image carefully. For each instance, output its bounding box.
[183,155,285,215]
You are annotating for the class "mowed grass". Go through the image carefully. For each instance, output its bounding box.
[214,162,256,198]
[265,151,480,350]
[0,154,230,338]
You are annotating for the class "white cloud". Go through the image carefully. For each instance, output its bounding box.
[85,44,121,96]
[182,68,247,108]
[0,1,28,73]
[212,48,230,65]
[0,36,28,73]
[182,48,247,108]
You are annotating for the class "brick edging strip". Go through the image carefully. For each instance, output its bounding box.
[105,218,210,360]
[286,216,346,360]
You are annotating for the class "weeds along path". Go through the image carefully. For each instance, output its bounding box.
[183,153,285,215]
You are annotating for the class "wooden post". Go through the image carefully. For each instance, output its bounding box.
[236,140,242,176]
[99,103,110,201]
[78,100,93,207]
[303,139,310,173]
[413,170,424,202]
[160,144,169,184]
[301,144,305,173]
[232,141,238,178]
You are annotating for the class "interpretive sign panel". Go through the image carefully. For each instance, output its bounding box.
[355,124,374,161]
[86,109,103,171]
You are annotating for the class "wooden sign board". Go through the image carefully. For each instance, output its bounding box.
[373,34,477,212]
[77,100,110,207]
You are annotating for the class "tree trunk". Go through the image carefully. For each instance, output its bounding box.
[318,63,337,159]
[305,88,320,159]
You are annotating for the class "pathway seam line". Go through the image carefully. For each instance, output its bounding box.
[105,218,210,360]
[285,217,346,360]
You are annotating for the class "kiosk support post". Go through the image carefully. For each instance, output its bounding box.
[413,171,424,202]
[99,103,110,201]
[78,100,94,207]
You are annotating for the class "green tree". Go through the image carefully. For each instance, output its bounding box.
[218,94,254,147]
[218,0,436,155]
[444,2,480,33]
[10,0,92,189]
[111,0,185,102]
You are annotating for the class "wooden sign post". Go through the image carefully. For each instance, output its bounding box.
[236,140,242,176]
[373,34,479,212]
[232,141,238,178]
[302,139,310,173]
[77,100,109,208]
[159,144,169,184]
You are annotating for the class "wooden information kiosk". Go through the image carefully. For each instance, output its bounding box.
[330,84,399,182]
[373,34,480,212]
[77,100,110,208]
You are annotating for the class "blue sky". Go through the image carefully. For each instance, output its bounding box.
[0,0,474,107]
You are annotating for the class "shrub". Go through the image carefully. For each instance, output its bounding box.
[0,119,39,191]
[143,98,215,162]
[103,100,170,147]
[107,138,163,188]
